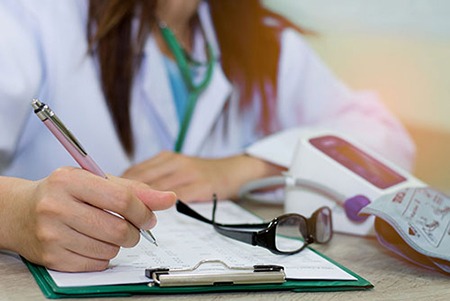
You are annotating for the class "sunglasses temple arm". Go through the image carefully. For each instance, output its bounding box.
[210,195,271,228]
[175,199,266,227]
[176,200,215,225]
[213,225,255,245]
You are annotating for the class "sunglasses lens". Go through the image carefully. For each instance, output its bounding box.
[275,216,306,253]
[315,207,332,243]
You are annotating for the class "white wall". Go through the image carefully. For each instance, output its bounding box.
[264,0,450,131]
[265,0,450,38]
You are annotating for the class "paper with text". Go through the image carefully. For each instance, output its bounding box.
[362,187,450,261]
[48,201,355,287]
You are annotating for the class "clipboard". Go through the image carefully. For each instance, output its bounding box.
[146,259,286,287]
[23,248,372,299]
[22,201,374,298]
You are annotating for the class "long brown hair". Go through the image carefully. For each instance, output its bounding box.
[88,0,305,156]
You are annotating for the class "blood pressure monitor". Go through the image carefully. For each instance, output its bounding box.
[284,131,425,236]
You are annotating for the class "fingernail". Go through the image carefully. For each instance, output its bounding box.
[143,215,157,230]
[164,191,177,198]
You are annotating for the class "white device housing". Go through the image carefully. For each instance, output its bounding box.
[284,130,425,236]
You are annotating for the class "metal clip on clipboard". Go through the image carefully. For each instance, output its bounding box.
[145,259,286,287]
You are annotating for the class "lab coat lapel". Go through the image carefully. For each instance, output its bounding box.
[142,37,179,143]
[182,64,232,154]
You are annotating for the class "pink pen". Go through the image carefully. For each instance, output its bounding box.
[31,99,158,246]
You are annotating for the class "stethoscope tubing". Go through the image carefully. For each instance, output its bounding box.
[159,23,215,153]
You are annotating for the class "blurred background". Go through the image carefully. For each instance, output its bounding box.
[264,0,450,194]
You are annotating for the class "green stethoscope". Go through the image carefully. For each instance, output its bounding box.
[159,23,215,153]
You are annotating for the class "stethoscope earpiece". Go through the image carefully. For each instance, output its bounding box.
[343,195,371,223]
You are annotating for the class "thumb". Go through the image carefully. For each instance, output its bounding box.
[111,175,177,211]
[135,185,177,211]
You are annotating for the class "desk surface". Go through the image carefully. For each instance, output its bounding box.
[1,201,448,301]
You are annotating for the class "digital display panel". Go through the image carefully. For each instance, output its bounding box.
[309,135,407,189]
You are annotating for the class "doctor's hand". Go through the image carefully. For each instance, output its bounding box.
[0,167,176,272]
[122,151,284,202]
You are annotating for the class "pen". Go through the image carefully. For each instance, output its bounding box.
[31,99,158,246]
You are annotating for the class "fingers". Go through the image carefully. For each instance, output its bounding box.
[45,167,174,246]
[23,208,122,272]
[64,199,141,248]
[123,151,177,183]
[63,229,121,262]
[122,152,225,202]
[122,152,202,191]
[146,169,195,191]
[37,226,116,272]
[12,166,176,272]
[43,249,111,272]
[110,176,177,212]
[56,168,170,231]
[171,182,216,202]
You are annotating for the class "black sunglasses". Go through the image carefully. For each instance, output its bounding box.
[175,195,333,255]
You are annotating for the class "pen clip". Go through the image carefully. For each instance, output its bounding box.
[48,114,88,156]
[31,99,88,156]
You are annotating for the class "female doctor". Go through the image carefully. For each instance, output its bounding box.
[0,0,415,272]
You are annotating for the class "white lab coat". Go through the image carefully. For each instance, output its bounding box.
[0,0,415,181]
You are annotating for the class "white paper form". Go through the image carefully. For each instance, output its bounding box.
[362,187,450,261]
[48,201,356,287]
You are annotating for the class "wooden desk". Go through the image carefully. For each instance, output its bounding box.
[1,201,448,300]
